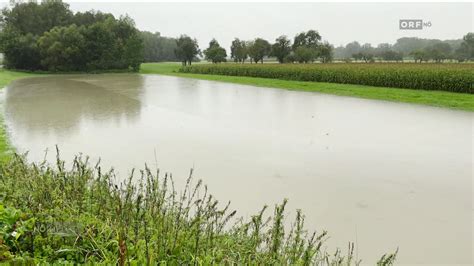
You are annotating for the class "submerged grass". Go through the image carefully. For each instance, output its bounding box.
[0,151,398,264]
[0,69,41,161]
[140,62,474,112]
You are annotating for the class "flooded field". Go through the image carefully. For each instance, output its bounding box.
[3,74,472,264]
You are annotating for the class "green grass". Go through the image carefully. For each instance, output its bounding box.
[140,62,474,112]
[0,69,41,161]
[0,152,398,264]
[0,68,41,88]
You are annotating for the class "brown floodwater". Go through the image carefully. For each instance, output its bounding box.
[2,74,473,264]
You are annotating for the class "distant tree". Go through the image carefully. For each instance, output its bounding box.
[375,43,392,60]
[392,37,428,54]
[352,43,374,63]
[270,35,291,63]
[292,30,321,50]
[140,31,178,62]
[454,32,474,62]
[247,38,271,64]
[230,38,248,63]
[284,53,296,63]
[426,42,452,62]
[204,39,227,63]
[332,45,346,60]
[352,52,363,62]
[393,37,462,58]
[175,35,200,66]
[410,50,428,63]
[292,30,321,62]
[352,51,374,63]
[380,50,403,62]
[344,41,361,59]
[318,41,333,63]
[294,46,314,63]
[376,43,392,53]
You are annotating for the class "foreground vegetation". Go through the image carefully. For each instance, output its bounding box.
[0,152,397,264]
[141,63,474,111]
[180,63,474,93]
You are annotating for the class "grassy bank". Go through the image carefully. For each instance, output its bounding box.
[140,62,474,112]
[0,69,41,161]
[0,69,41,88]
[0,152,397,264]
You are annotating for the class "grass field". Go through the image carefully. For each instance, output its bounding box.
[140,62,474,112]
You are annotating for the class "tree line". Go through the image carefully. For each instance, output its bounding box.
[2,1,472,70]
[174,30,334,65]
[0,0,143,72]
[333,34,474,63]
[141,31,178,62]
[172,32,473,65]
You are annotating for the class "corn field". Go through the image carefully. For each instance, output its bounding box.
[179,63,474,93]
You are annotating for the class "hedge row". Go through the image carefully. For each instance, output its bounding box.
[179,63,474,93]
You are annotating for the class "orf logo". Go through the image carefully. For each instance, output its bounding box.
[399,19,431,30]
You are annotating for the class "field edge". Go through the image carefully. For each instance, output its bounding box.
[140,62,474,112]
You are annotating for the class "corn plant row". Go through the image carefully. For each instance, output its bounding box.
[180,63,474,93]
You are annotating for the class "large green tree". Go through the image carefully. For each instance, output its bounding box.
[247,38,271,64]
[204,39,227,63]
[292,30,321,51]
[294,46,314,63]
[0,30,41,70]
[0,0,143,71]
[230,38,248,63]
[292,30,322,62]
[270,35,291,63]
[319,42,333,63]
[38,24,86,71]
[175,35,200,66]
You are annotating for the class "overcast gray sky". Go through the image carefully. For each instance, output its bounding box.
[4,2,474,50]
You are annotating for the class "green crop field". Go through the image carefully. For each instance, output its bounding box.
[180,63,474,93]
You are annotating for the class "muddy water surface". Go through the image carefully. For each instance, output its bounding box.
[3,74,473,264]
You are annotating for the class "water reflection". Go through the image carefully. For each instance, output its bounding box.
[5,75,143,135]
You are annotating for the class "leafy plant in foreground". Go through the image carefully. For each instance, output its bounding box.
[0,151,397,264]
